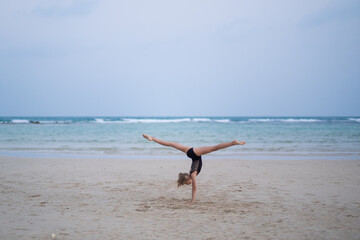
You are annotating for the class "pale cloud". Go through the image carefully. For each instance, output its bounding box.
[0,0,359,116]
[33,0,99,17]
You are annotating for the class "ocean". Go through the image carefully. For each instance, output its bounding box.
[0,116,359,160]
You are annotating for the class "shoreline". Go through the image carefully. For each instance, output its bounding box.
[1,156,359,239]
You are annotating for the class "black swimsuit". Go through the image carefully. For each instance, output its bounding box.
[187,147,202,175]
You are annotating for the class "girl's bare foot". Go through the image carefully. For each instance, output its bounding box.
[233,140,246,145]
[143,134,153,141]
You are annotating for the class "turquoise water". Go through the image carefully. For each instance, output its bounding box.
[0,117,359,159]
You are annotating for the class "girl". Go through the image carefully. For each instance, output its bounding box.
[142,134,246,204]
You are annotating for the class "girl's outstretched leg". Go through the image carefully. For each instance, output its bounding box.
[143,134,191,153]
[193,140,245,156]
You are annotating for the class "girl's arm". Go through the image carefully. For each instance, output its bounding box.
[189,172,197,204]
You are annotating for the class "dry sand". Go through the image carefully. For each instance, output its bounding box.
[0,156,359,240]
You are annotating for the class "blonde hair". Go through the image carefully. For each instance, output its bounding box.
[177,173,189,187]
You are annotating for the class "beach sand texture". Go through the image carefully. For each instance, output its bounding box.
[0,156,359,240]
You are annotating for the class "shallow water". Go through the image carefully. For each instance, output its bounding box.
[0,116,359,159]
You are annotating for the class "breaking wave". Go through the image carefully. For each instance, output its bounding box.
[248,118,323,123]
[348,118,360,123]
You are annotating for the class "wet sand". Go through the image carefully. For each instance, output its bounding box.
[0,156,359,239]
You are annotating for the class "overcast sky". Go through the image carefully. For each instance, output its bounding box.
[0,0,359,116]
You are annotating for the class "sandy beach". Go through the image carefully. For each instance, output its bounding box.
[0,156,359,240]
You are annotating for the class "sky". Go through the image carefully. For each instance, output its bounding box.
[0,0,359,116]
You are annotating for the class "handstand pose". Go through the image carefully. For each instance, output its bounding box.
[142,134,246,204]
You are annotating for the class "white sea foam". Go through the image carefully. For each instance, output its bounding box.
[215,119,231,123]
[11,119,30,124]
[95,118,106,123]
[281,119,322,123]
[122,118,231,123]
[249,118,273,122]
[123,118,192,123]
[6,119,72,124]
[348,118,360,122]
[249,118,322,123]
[192,118,211,122]
[38,121,52,124]
[39,121,71,124]
[93,118,124,123]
